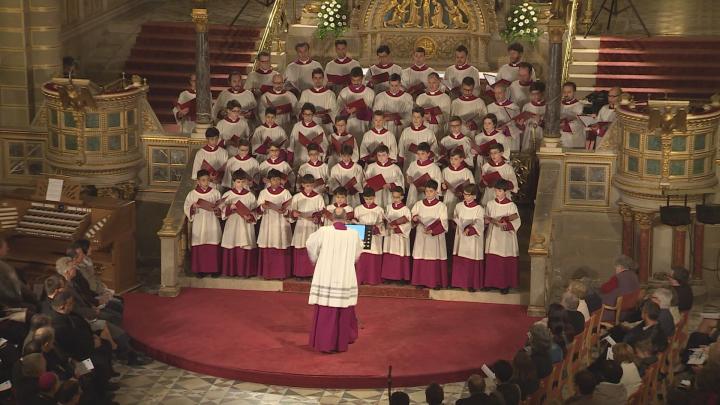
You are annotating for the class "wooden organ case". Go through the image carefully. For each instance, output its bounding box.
[0,177,137,292]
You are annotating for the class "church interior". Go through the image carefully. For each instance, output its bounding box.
[1,0,720,403]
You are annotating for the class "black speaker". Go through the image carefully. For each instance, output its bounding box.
[697,204,720,225]
[660,205,691,226]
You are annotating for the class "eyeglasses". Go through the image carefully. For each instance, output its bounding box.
[230,109,242,113]
[302,112,314,116]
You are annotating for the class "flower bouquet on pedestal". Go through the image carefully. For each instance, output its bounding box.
[501,2,542,44]
[315,0,348,39]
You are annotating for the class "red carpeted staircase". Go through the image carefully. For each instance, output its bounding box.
[570,36,720,101]
[124,21,262,124]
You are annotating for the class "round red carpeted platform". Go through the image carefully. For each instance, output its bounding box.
[123,288,538,389]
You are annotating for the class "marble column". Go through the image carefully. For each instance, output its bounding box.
[634,212,653,283]
[619,204,634,257]
[542,18,566,149]
[671,225,687,269]
[191,6,212,139]
[693,221,704,280]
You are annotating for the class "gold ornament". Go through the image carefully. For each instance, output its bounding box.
[403,0,422,28]
[414,36,438,58]
[446,0,468,29]
[430,0,447,29]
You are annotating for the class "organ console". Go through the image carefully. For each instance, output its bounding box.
[0,176,137,292]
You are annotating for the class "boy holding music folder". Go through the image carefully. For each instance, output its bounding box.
[398,107,438,170]
[451,184,485,292]
[251,107,288,163]
[364,145,403,208]
[483,179,521,294]
[258,144,294,191]
[440,116,475,169]
[298,143,329,198]
[381,186,412,283]
[191,127,228,189]
[327,116,358,168]
[337,66,375,139]
[480,143,518,207]
[184,169,223,277]
[410,179,449,289]
[289,174,327,278]
[215,99,250,157]
[223,139,259,190]
[359,110,398,164]
[353,187,385,285]
[287,103,327,169]
[329,144,365,207]
[474,113,511,164]
[442,149,475,219]
[406,142,443,208]
[220,170,258,277]
[324,187,354,225]
[256,169,293,279]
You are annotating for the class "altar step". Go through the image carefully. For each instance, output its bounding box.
[569,36,720,101]
[123,21,262,124]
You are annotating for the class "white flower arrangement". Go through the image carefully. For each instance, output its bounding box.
[501,2,542,44]
[316,0,348,39]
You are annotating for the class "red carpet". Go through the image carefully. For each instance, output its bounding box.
[595,36,720,100]
[124,288,538,388]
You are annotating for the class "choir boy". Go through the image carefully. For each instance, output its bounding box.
[444,45,481,98]
[479,143,518,206]
[483,179,521,294]
[560,81,585,148]
[184,169,222,277]
[359,110,398,164]
[258,74,298,136]
[327,116,359,168]
[450,77,487,137]
[451,184,485,291]
[216,99,250,157]
[487,83,521,152]
[406,142,443,208]
[324,187,354,225]
[587,86,621,150]
[474,113,511,163]
[223,139,260,190]
[328,145,365,207]
[415,72,452,138]
[245,51,278,98]
[256,169,293,279]
[220,170,258,277]
[258,144,294,190]
[212,71,257,122]
[401,47,436,98]
[381,186,412,283]
[337,67,375,139]
[364,145,404,208]
[442,149,475,219]
[410,180,449,289]
[497,42,535,83]
[298,68,338,135]
[508,62,534,109]
[285,42,322,93]
[251,106,288,163]
[173,73,197,134]
[398,107,438,170]
[520,81,546,150]
[287,102,327,169]
[325,39,362,94]
[372,73,413,138]
[298,143,329,197]
[290,174,327,278]
[440,116,475,169]
[353,188,385,285]
[364,44,402,94]
[191,127,228,189]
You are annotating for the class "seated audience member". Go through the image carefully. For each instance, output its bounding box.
[491,360,521,405]
[668,267,693,312]
[11,351,46,404]
[455,374,490,405]
[69,240,123,312]
[567,279,591,321]
[599,255,640,321]
[561,291,587,335]
[23,314,52,348]
[623,301,668,354]
[34,371,61,405]
[425,382,444,405]
[612,343,641,398]
[565,369,600,405]
[56,379,83,405]
[546,303,576,355]
[632,338,658,376]
[509,350,539,400]
[390,391,410,405]
[0,235,37,344]
[650,288,676,337]
[526,323,554,378]
[681,313,718,366]
[593,360,627,403]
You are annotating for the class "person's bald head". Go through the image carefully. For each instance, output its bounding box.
[467,374,486,395]
[333,207,347,222]
[21,353,46,377]
[34,326,55,352]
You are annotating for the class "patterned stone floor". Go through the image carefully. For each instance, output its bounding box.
[112,361,470,405]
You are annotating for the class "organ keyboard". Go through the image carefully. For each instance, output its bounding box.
[0,177,137,292]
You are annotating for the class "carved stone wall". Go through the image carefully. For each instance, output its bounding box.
[354,0,498,69]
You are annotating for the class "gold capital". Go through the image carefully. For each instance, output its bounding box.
[619,204,634,221]
[192,8,208,33]
[634,212,654,228]
[547,18,566,44]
